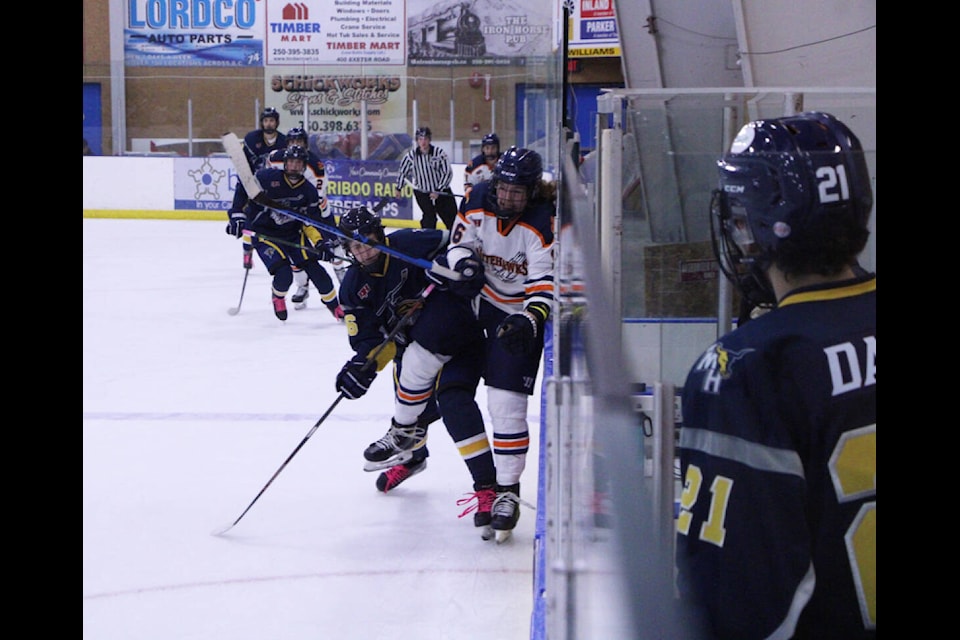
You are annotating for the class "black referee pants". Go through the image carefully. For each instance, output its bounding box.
[415,189,458,230]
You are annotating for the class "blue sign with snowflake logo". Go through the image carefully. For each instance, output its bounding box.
[174,157,236,211]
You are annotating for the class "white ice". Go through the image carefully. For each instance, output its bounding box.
[83,219,540,640]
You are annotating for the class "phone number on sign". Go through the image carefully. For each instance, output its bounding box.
[272,49,321,56]
[308,121,363,133]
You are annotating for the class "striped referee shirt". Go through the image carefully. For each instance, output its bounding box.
[395,144,453,193]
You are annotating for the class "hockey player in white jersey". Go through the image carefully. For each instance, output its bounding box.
[448,146,555,542]
[463,132,501,191]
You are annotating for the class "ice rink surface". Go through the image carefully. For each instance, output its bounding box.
[83,219,540,640]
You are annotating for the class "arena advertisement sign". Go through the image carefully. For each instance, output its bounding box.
[173,157,237,211]
[323,159,414,223]
[124,0,265,67]
[407,0,555,66]
[265,0,405,66]
[568,0,620,58]
[265,66,411,162]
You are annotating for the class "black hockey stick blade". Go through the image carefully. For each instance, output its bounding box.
[227,267,250,316]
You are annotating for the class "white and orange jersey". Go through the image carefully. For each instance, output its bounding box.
[449,180,555,316]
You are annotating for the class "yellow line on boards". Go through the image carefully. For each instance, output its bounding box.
[82,210,427,229]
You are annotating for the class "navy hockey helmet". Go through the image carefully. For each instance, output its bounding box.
[286,127,308,146]
[481,133,501,161]
[713,111,872,260]
[260,107,280,127]
[415,126,432,139]
[492,146,543,219]
[282,144,308,178]
[338,206,385,243]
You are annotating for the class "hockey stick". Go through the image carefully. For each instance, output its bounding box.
[227,267,250,316]
[242,230,358,267]
[221,133,461,280]
[403,178,464,201]
[211,283,437,536]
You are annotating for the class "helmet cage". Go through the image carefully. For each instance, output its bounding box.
[491,146,542,219]
[282,144,308,178]
[338,207,386,270]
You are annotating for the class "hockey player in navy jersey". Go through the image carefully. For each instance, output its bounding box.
[448,146,556,542]
[226,144,343,321]
[267,127,348,308]
[676,112,876,639]
[462,132,501,191]
[333,207,501,537]
[228,107,287,271]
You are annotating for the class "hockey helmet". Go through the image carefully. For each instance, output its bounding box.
[286,127,308,146]
[492,146,543,219]
[338,207,386,268]
[481,132,500,148]
[713,111,872,260]
[481,133,501,161]
[282,144,308,178]
[260,107,280,128]
[338,206,385,243]
[415,126,432,139]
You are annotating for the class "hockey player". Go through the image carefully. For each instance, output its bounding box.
[394,127,458,230]
[267,127,348,310]
[676,112,876,639]
[225,144,343,321]
[462,132,501,191]
[228,107,287,271]
[448,146,556,542]
[334,208,501,537]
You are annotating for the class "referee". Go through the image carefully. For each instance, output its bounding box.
[395,126,458,229]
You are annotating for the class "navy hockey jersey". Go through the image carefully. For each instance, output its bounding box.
[677,275,876,639]
[338,229,449,357]
[242,130,286,171]
[245,167,333,243]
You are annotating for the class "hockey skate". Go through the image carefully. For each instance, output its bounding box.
[363,419,426,472]
[457,483,497,541]
[292,285,309,310]
[376,457,427,493]
[491,483,521,544]
[271,294,287,321]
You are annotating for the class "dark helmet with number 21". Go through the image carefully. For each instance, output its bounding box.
[713,111,873,260]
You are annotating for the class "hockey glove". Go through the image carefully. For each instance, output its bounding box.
[496,311,540,356]
[336,354,377,400]
[314,239,338,263]
[226,211,247,238]
[426,246,486,299]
